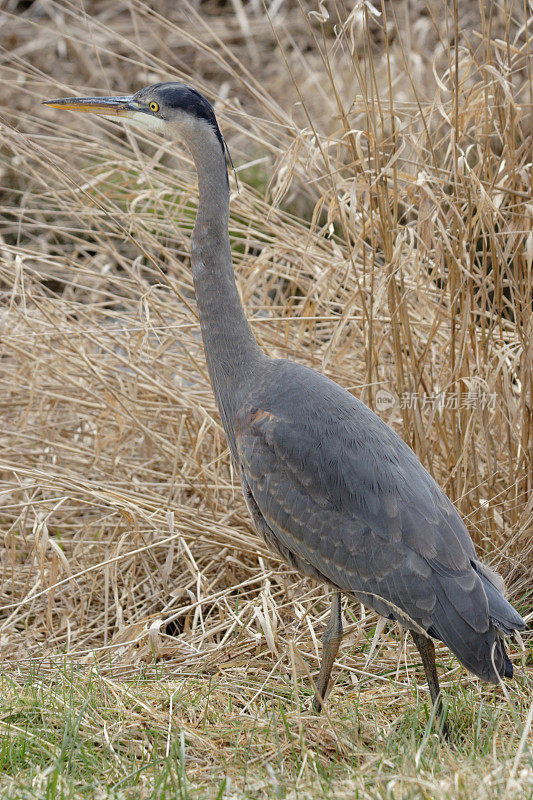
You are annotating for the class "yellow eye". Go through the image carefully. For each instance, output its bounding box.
[149,101,159,113]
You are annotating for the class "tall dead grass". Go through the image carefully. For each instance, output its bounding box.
[0,0,530,700]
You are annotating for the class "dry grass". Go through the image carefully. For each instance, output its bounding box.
[0,0,531,797]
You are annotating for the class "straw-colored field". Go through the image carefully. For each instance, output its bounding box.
[0,1,531,798]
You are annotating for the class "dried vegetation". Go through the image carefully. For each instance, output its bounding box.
[0,0,531,797]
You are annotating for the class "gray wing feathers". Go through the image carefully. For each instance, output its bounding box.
[235,360,525,682]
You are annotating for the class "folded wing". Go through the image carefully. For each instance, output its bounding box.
[234,361,524,682]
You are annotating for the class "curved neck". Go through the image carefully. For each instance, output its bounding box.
[184,126,264,447]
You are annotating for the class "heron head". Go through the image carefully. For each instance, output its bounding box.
[43,82,225,151]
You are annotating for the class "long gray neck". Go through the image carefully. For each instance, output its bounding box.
[184,123,264,450]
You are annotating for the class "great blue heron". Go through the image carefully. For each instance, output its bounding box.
[43,83,525,733]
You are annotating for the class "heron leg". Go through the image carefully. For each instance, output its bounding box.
[312,591,343,713]
[411,631,449,738]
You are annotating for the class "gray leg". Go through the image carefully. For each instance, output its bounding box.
[313,592,343,713]
[411,631,450,738]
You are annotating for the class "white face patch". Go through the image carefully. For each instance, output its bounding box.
[102,106,224,161]
[102,110,167,134]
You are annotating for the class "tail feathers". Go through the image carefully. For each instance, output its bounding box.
[420,560,523,683]
[472,561,525,635]
[429,595,509,684]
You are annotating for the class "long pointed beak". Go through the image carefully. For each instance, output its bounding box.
[42,94,137,117]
